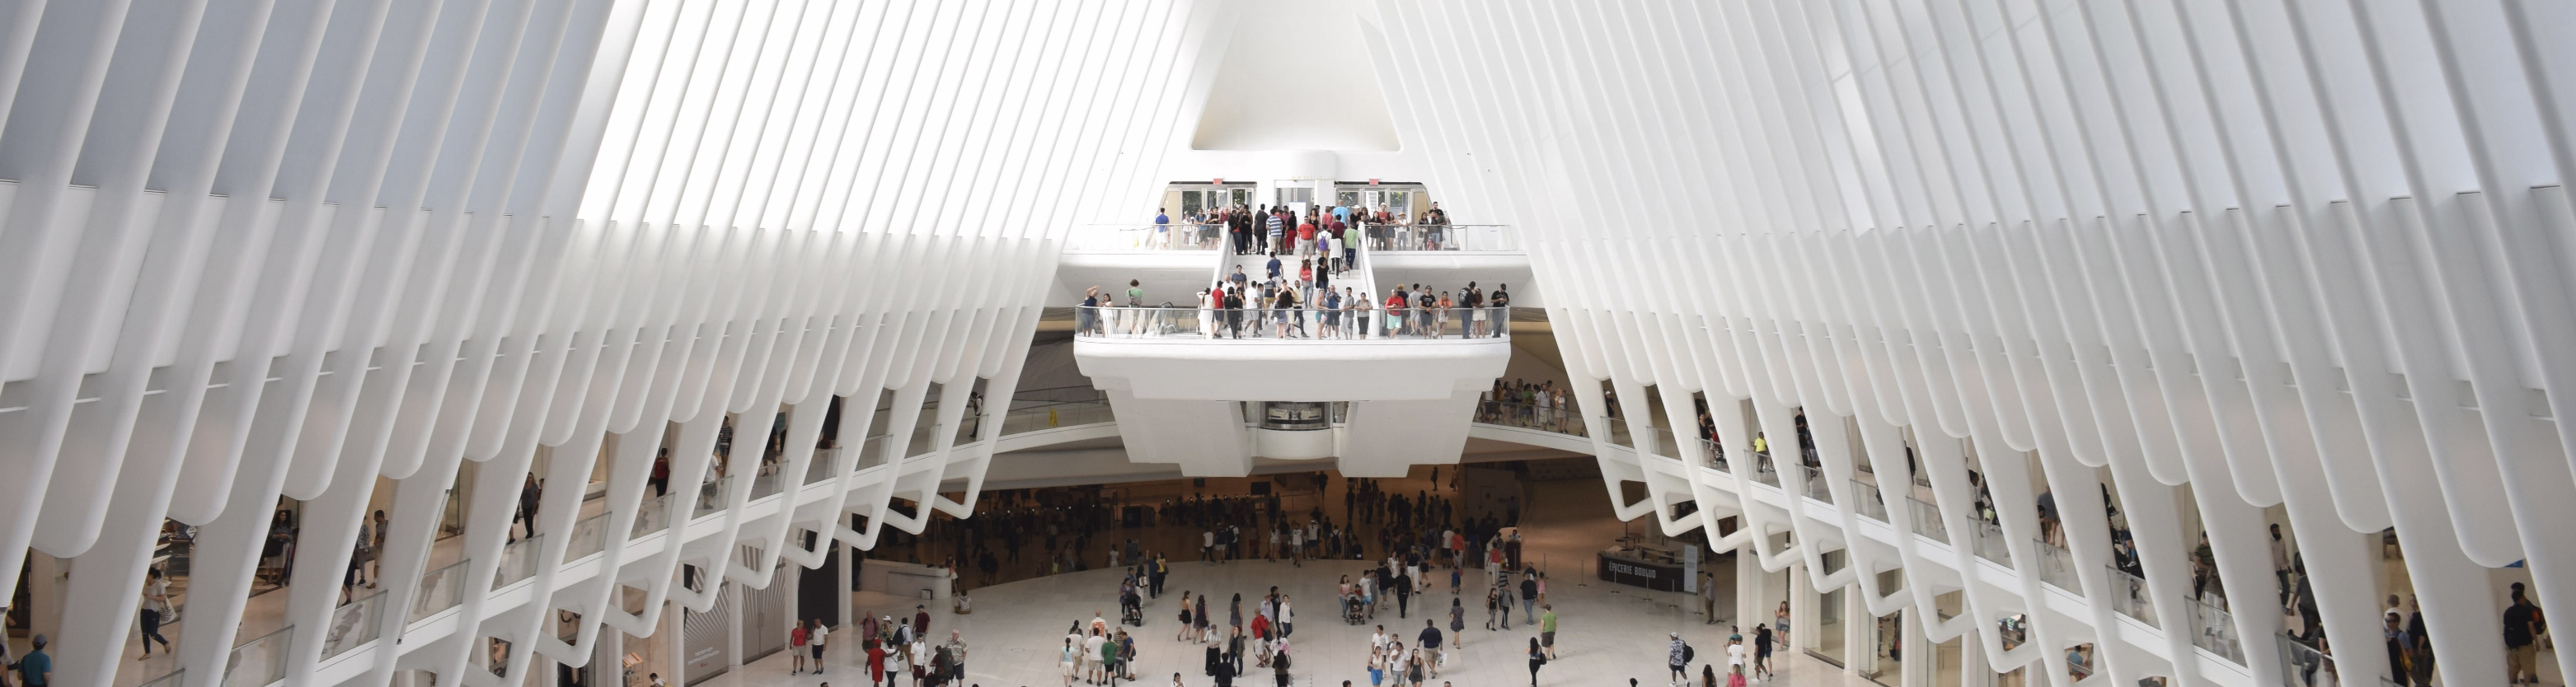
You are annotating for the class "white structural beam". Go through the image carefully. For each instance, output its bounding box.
[1368,2,2576,687]
[0,2,1218,686]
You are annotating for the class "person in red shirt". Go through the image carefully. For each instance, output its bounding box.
[1296,219,1317,257]
[791,623,810,674]
[866,639,887,686]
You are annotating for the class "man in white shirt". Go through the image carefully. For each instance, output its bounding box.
[807,619,828,675]
[1204,530,1216,563]
[1084,630,1111,685]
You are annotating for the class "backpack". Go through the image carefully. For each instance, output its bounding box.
[1683,643,1696,663]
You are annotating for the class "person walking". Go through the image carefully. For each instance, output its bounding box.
[791,620,810,674]
[1449,597,1467,647]
[2504,582,2542,685]
[1526,637,1546,686]
[1539,604,1558,660]
[1520,572,1539,624]
[870,639,889,686]
[1418,619,1443,679]
[138,569,173,660]
[809,619,829,675]
[1272,647,1293,687]
[1668,633,1692,687]
[1753,624,1774,680]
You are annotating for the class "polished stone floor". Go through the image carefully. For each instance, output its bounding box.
[688,476,1882,687]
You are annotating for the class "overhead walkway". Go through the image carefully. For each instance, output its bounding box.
[1071,225,1511,478]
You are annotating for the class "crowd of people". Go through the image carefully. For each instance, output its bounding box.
[1161,200,1454,255]
[1078,278,1509,343]
[1476,380,1582,434]
[838,607,968,687]
[1079,202,1510,342]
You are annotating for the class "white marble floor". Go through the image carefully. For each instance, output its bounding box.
[690,477,1886,687]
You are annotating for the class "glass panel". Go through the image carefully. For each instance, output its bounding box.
[2278,633,2334,687]
[1600,416,1634,448]
[1645,425,1678,457]
[750,462,784,500]
[1968,521,2012,566]
[1372,224,1516,252]
[805,448,836,484]
[631,493,673,538]
[1850,480,1889,521]
[1908,495,1950,544]
[1816,587,1847,663]
[2034,539,2080,591]
[1471,402,1586,437]
[492,534,544,590]
[694,475,734,519]
[1802,465,1834,503]
[562,513,609,563]
[1753,451,1781,487]
[1066,225,1218,251]
[411,559,470,624]
[223,627,293,687]
[858,434,891,471]
[1001,399,1114,435]
[1075,306,1511,341]
[1701,438,1728,471]
[319,590,385,660]
[2190,596,2245,664]
[2107,566,2158,628]
[136,669,185,687]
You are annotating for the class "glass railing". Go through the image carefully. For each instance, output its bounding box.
[2034,539,2080,591]
[562,513,609,563]
[411,560,468,624]
[1366,223,1516,251]
[1800,465,1834,503]
[2278,633,2334,687]
[136,669,185,687]
[1645,426,1681,457]
[1849,480,1889,521]
[1074,306,1509,341]
[631,493,673,538]
[1472,402,1587,437]
[2190,596,2245,664]
[750,462,785,500]
[1600,416,1634,448]
[856,434,892,471]
[805,448,838,484]
[1752,451,1781,487]
[492,534,543,590]
[693,475,734,519]
[1701,438,1729,470]
[1001,400,1114,435]
[2067,652,2093,681]
[1907,495,1950,544]
[1067,223,1222,251]
[223,626,292,687]
[1967,521,2013,565]
[2108,566,2158,628]
[319,591,385,659]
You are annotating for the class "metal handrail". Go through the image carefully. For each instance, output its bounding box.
[1074,305,1509,341]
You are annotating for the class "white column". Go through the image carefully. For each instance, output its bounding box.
[665,599,686,685]
[838,526,855,629]
[1844,585,1867,675]
[726,580,743,670]
[1734,544,1763,633]
[1901,610,1927,687]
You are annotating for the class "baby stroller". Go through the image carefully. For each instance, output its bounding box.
[1341,594,1368,625]
[1121,588,1145,626]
